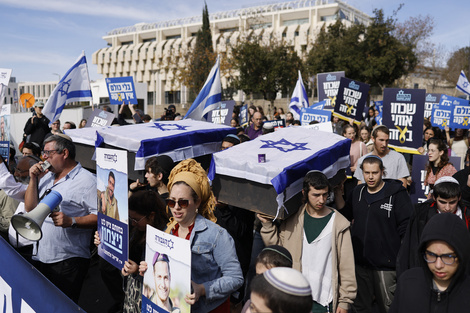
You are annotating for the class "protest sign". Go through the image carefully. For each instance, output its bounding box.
[265,119,286,130]
[310,100,327,110]
[382,88,425,154]
[374,100,383,125]
[239,104,248,127]
[449,97,470,130]
[0,104,10,164]
[142,226,191,313]
[430,94,455,129]
[333,77,369,125]
[85,108,116,127]
[206,100,235,125]
[106,76,138,105]
[409,155,461,203]
[300,107,331,125]
[424,93,442,119]
[96,148,129,270]
[317,71,344,110]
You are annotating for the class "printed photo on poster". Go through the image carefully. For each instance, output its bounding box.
[96,147,129,269]
[142,225,191,313]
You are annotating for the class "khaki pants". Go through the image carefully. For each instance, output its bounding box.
[354,264,396,313]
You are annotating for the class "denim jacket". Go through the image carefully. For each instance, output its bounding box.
[188,214,243,312]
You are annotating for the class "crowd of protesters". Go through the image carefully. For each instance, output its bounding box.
[1,101,470,313]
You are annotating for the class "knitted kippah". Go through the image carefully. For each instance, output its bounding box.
[263,267,311,296]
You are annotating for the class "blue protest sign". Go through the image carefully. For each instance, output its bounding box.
[317,71,345,110]
[374,100,383,125]
[382,88,425,153]
[333,77,369,125]
[239,104,248,127]
[300,107,331,125]
[309,100,327,110]
[96,148,129,270]
[449,97,470,130]
[425,93,442,119]
[430,94,457,129]
[106,76,138,104]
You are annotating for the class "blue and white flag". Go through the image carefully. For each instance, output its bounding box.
[456,70,470,96]
[43,51,92,123]
[289,71,309,120]
[184,56,221,120]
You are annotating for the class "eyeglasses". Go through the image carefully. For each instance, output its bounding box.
[166,199,189,208]
[129,216,146,224]
[424,250,458,265]
[42,149,58,157]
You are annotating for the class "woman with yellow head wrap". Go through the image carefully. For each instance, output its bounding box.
[142,158,243,313]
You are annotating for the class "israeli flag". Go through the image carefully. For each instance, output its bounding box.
[43,51,92,123]
[456,70,470,96]
[184,56,221,120]
[289,71,309,120]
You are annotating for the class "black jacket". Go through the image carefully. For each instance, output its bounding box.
[24,115,50,146]
[397,200,470,277]
[341,179,412,270]
[390,213,470,313]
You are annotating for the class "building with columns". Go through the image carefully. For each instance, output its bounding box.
[92,0,371,116]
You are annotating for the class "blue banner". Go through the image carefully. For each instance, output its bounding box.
[106,76,138,105]
[239,104,248,127]
[333,77,370,124]
[0,237,82,312]
[430,95,455,129]
[449,97,470,130]
[424,93,441,119]
[309,100,327,110]
[382,88,425,154]
[300,107,331,125]
[317,71,345,110]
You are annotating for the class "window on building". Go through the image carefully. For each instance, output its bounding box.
[143,38,156,43]
[166,34,182,40]
[121,41,133,45]
[321,14,337,22]
[165,91,181,104]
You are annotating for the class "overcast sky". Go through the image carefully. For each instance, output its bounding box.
[1,0,468,83]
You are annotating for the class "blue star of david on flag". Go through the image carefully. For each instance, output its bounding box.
[152,123,189,131]
[260,138,310,152]
[58,79,71,96]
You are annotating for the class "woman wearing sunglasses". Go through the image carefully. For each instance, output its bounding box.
[95,190,168,313]
[390,213,470,312]
[140,158,243,313]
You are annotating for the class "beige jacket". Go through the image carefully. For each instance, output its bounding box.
[260,205,356,311]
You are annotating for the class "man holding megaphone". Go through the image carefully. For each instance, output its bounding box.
[24,134,97,303]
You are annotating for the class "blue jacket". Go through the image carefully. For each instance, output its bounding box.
[189,214,243,312]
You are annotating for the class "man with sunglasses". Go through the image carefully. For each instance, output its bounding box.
[397,176,470,278]
[24,134,97,303]
[390,213,470,312]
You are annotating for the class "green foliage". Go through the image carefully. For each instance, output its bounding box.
[230,38,303,103]
[306,9,418,89]
[179,3,216,100]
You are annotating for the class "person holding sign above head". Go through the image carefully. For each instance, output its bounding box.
[424,138,457,198]
[140,159,243,313]
[354,125,410,188]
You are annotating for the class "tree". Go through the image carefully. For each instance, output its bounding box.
[230,38,303,108]
[442,46,470,84]
[306,9,418,90]
[179,3,216,101]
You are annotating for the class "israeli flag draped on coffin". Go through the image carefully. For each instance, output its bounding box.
[209,126,350,219]
[43,51,92,123]
[65,119,235,170]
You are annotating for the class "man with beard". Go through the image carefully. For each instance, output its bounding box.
[98,171,120,220]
